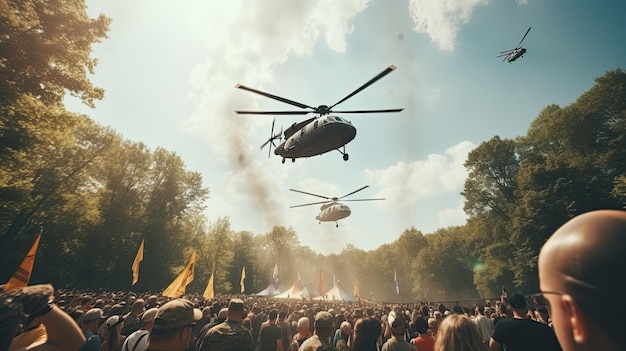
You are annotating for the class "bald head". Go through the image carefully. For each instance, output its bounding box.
[539,210,626,351]
[539,210,626,299]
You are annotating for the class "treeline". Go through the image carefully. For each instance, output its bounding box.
[1,1,625,302]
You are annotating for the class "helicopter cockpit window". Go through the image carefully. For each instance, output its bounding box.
[314,120,318,129]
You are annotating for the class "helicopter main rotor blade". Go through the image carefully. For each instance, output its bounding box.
[235,110,311,115]
[235,84,315,110]
[341,198,386,202]
[290,200,331,208]
[499,49,514,54]
[329,65,397,110]
[332,108,404,114]
[339,185,370,200]
[289,188,331,200]
[516,27,531,48]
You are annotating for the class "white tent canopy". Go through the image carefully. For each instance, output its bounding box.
[253,283,280,297]
[314,280,357,302]
[274,283,321,299]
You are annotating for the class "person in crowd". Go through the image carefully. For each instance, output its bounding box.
[277,310,291,351]
[298,311,334,351]
[258,309,282,351]
[538,209,626,351]
[350,317,382,351]
[121,307,158,351]
[381,311,417,351]
[286,317,310,351]
[1,284,85,351]
[79,308,103,351]
[333,321,351,351]
[434,314,489,351]
[102,315,126,351]
[427,317,438,338]
[410,316,434,351]
[145,298,201,351]
[473,305,494,346]
[122,299,145,337]
[194,298,254,351]
[489,293,561,351]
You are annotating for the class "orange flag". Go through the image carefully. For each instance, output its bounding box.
[203,273,215,299]
[162,249,197,298]
[132,239,144,285]
[5,233,42,291]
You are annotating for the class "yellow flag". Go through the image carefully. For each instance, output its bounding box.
[203,273,214,299]
[354,275,360,298]
[240,266,246,293]
[132,239,144,285]
[162,249,196,298]
[5,233,41,291]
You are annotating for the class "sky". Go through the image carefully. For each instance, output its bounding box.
[65,0,626,255]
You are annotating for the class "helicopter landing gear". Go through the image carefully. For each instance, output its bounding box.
[338,146,349,161]
[282,158,286,164]
[292,158,295,163]
[336,222,339,228]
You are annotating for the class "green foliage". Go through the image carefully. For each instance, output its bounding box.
[0,0,111,107]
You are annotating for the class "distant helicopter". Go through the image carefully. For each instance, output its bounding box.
[234,65,404,163]
[290,185,384,227]
[498,27,531,63]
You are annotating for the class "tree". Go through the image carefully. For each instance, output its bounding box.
[0,0,111,107]
[462,136,520,222]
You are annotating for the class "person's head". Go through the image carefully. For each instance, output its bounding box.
[105,315,124,335]
[268,309,278,322]
[538,210,626,351]
[226,298,244,321]
[340,321,351,336]
[297,316,310,335]
[140,307,159,330]
[387,311,406,337]
[433,314,488,351]
[352,317,382,351]
[313,311,333,337]
[243,317,252,331]
[506,293,527,316]
[130,299,145,315]
[149,298,202,351]
[81,308,103,331]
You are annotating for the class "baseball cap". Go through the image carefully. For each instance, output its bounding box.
[141,307,159,323]
[82,308,103,323]
[153,298,202,330]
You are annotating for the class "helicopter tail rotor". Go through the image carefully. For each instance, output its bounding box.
[260,118,283,158]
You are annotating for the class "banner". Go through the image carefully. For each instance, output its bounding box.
[203,273,214,299]
[318,269,324,295]
[394,269,399,295]
[240,266,246,294]
[132,239,144,285]
[272,263,279,284]
[5,233,42,291]
[162,249,196,298]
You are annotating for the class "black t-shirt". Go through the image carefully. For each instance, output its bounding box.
[258,322,282,351]
[491,317,562,351]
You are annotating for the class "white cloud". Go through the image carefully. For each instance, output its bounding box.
[407,0,489,51]
[363,140,475,209]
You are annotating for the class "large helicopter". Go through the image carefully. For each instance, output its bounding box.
[498,27,531,63]
[290,185,384,227]
[234,65,403,163]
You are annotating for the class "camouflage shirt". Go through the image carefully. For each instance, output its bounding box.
[195,319,255,351]
[298,335,335,351]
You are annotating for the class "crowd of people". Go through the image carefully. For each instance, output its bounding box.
[1,209,625,351]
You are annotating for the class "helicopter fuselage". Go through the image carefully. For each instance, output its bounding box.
[506,47,526,62]
[274,114,356,159]
[315,202,352,222]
